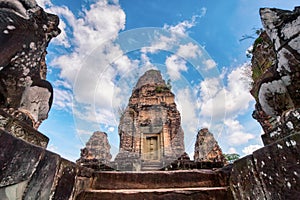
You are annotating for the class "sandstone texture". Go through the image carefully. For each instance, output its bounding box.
[0,109,49,147]
[1,0,300,199]
[0,0,59,129]
[255,7,300,118]
[230,6,300,199]
[76,189,232,200]
[230,134,300,199]
[0,129,93,199]
[76,169,233,200]
[115,69,185,171]
[194,128,226,163]
[77,131,113,170]
[250,7,300,143]
[0,1,91,199]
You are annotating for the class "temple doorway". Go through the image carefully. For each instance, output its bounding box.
[143,135,160,161]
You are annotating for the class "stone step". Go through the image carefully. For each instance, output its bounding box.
[90,169,230,190]
[76,187,233,200]
[141,166,161,171]
[141,162,163,171]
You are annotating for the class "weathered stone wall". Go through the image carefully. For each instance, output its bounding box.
[1,1,299,199]
[0,109,49,147]
[115,70,185,170]
[194,128,226,163]
[0,1,92,199]
[0,129,93,199]
[230,134,300,199]
[230,6,300,199]
[77,131,113,170]
[0,0,59,129]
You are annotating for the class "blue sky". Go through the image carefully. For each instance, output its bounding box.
[37,0,299,161]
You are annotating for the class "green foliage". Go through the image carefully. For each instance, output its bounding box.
[253,37,263,49]
[155,81,171,93]
[224,153,240,163]
[251,65,263,82]
[255,28,264,35]
[242,28,264,58]
[252,60,273,83]
[155,86,163,93]
[240,28,263,42]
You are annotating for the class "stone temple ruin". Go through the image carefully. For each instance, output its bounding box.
[114,69,185,171]
[0,1,299,199]
[194,128,226,163]
[230,7,300,199]
[77,70,226,171]
[76,131,113,171]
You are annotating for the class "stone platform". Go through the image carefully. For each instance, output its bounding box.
[0,126,233,199]
[0,129,92,199]
[76,187,232,200]
[76,168,233,200]
[230,133,300,199]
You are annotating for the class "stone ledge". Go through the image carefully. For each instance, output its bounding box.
[0,129,93,199]
[230,133,300,199]
[0,129,45,187]
[0,109,49,148]
[91,169,230,190]
[253,133,300,199]
[230,155,266,199]
[261,109,300,146]
[76,187,233,200]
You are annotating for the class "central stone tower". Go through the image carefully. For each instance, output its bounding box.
[114,69,185,171]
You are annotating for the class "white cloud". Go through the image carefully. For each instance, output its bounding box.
[200,63,254,119]
[165,55,187,80]
[164,17,196,37]
[140,53,156,69]
[204,59,217,70]
[199,77,223,102]
[42,0,133,127]
[242,144,263,155]
[47,143,58,152]
[36,0,52,8]
[54,19,70,48]
[76,129,93,136]
[52,88,73,111]
[200,7,207,17]
[176,87,198,134]
[54,80,72,90]
[227,147,237,154]
[224,119,255,145]
[196,63,258,151]
[113,55,138,74]
[47,0,127,81]
[141,16,199,54]
[44,5,76,47]
[177,42,202,59]
[163,12,206,38]
[108,127,115,132]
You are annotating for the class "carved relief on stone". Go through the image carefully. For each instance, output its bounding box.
[0,0,60,128]
[115,70,185,170]
[250,7,300,144]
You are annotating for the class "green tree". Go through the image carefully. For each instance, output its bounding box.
[224,153,240,163]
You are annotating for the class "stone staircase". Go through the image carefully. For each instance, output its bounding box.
[75,169,233,200]
[141,161,163,171]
